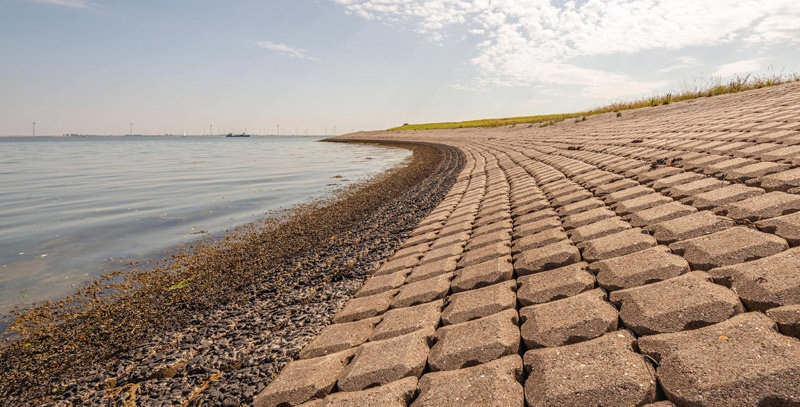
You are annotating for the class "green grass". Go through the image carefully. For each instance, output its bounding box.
[388,73,800,131]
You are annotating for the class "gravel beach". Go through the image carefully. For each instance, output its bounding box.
[0,141,464,406]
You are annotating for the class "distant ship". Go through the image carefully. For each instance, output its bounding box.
[225,133,251,138]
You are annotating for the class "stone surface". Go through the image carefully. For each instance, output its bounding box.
[568,217,631,243]
[403,230,440,248]
[441,280,516,325]
[604,185,654,204]
[614,193,673,216]
[734,142,783,158]
[610,271,743,335]
[474,211,510,229]
[760,167,800,192]
[762,144,800,162]
[556,198,604,216]
[355,270,408,298]
[516,262,594,306]
[591,246,690,291]
[320,377,417,407]
[464,229,509,251]
[371,299,443,341]
[253,349,356,407]
[727,161,790,184]
[704,157,756,176]
[512,200,549,216]
[437,221,472,239]
[638,166,684,184]
[692,184,765,213]
[391,243,432,262]
[551,189,594,207]
[519,289,618,348]
[652,172,705,191]
[337,328,433,392]
[375,255,421,277]
[451,256,514,292]
[759,211,800,246]
[513,217,562,237]
[766,304,800,338]
[428,309,520,371]
[638,313,800,407]
[524,330,656,407]
[420,243,465,264]
[561,207,616,229]
[392,273,452,309]
[595,178,639,195]
[430,231,471,250]
[580,228,658,262]
[511,227,568,254]
[300,317,381,359]
[512,208,557,226]
[458,241,511,268]
[649,211,733,244]
[334,289,398,323]
[708,247,800,311]
[513,241,581,276]
[724,191,800,221]
[412,355,523,407]
[667,177,728,200]
[406,255,459,284]
[670,227,789,271]
[627,201,697,228]
[683,154,727,171]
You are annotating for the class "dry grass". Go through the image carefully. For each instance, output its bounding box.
[388,73,800,131]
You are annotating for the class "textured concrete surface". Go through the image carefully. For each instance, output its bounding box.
[257,82,800,406]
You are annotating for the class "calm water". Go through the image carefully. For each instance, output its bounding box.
[0,136,410,318]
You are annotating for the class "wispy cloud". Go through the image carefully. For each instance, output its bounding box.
[658,56,701,74]
[255,41,320,62]
[713,58,769,77]
[27,0,89,8]
[745,2,800,44]
[332,0,800,98]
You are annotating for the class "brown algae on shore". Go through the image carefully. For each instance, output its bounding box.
[0,141,449,402]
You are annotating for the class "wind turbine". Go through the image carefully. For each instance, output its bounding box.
[32,120,36,137]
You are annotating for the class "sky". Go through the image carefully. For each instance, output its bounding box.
[1,0,799,136]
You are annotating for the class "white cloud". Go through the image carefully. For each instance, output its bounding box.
[27,0,88,8]
[713,58,768,77]
[331,0,800,97]
[746,1,800,44]
[255,41,320,62]
[658,56,700,73]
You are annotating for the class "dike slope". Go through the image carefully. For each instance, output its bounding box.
[258,81,800,407]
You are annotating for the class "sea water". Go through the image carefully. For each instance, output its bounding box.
[0,136,410,319]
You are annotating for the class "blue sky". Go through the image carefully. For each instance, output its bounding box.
[1,0,799,136]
